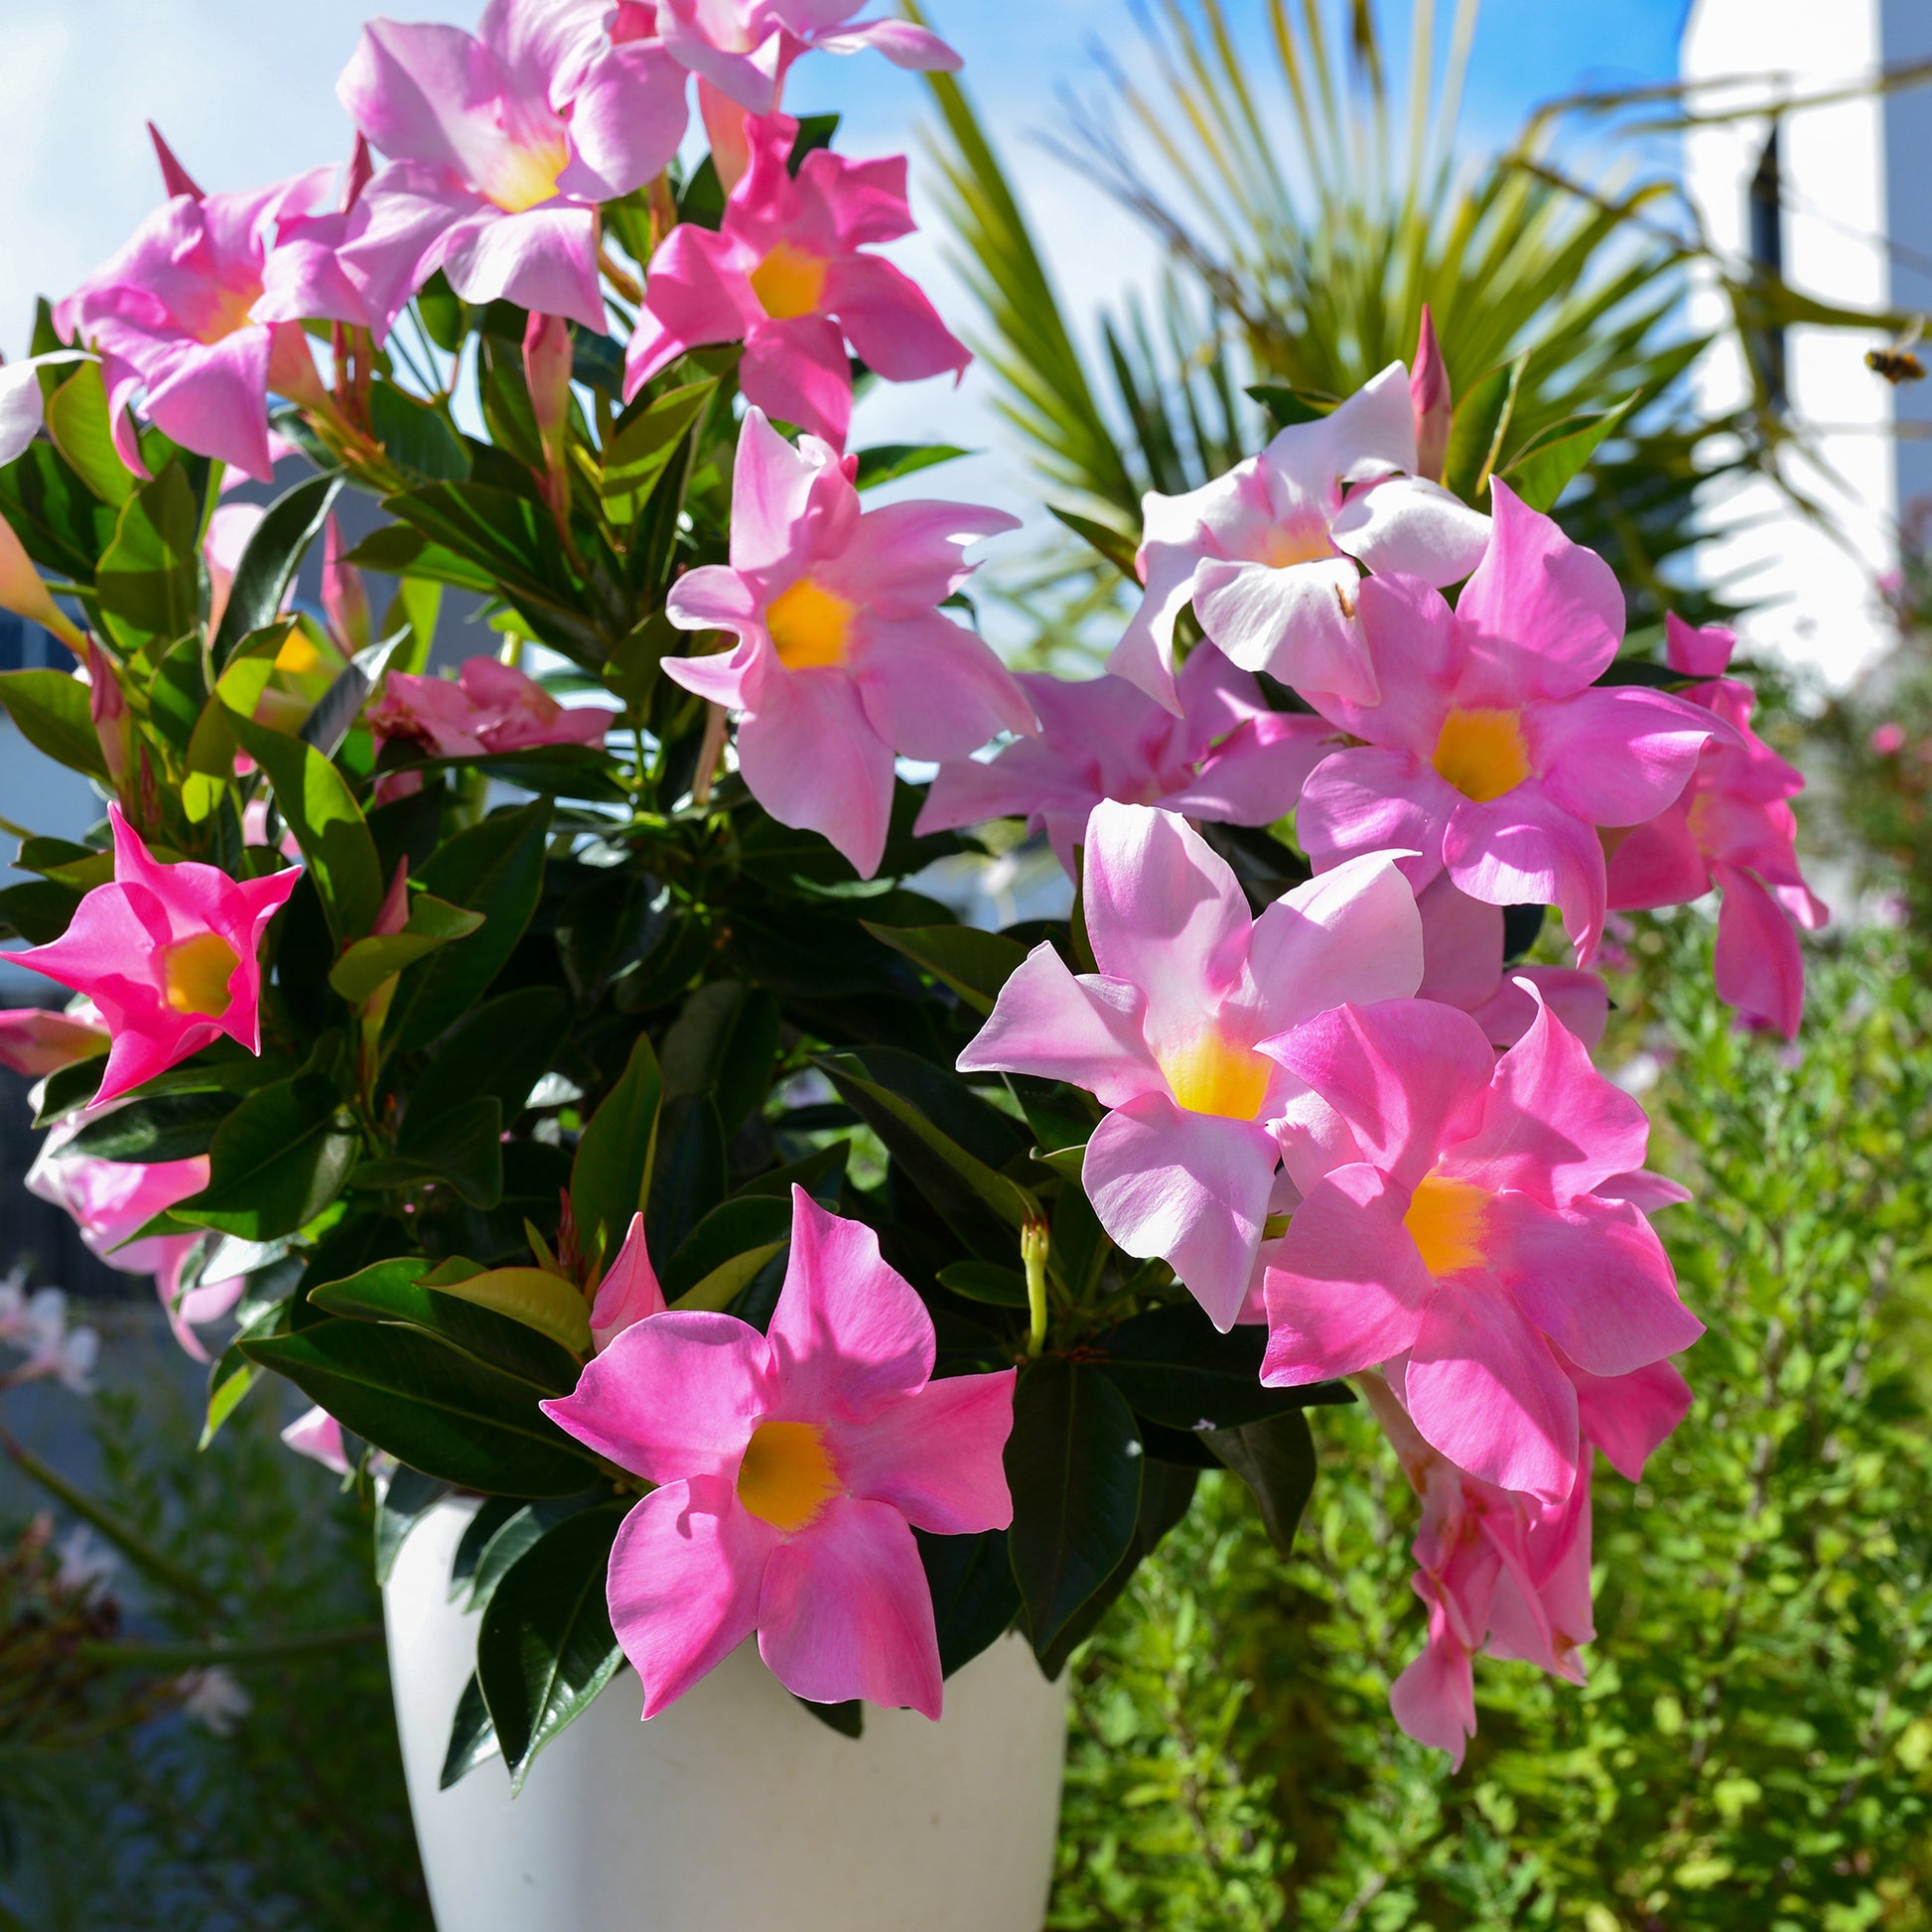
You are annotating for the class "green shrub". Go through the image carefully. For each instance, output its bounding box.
[1053,923,1932,1930]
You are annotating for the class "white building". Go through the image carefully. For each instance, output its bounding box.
[1682,0,1932,684]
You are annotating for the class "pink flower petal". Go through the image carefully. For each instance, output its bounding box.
[1712,862,1807,1038]
[808,17,963,70]
[1243,850,1424,1038]
[142,328,276,482]
[1330,474,1489,586]
[1443,781,1609,963]
[1389,1593,1477,1768]
[851,611,1035,761]
[1297,747,1453,886]
[1191,555,1379,707]
[1531,686,1713,828]
[740,313,855,448]
[554,40,690,202]
[623,223,762,398]
[1570,1355,1692,1481]
[833,1368,1017,1534]
[821,254,971,385]
[437,204,604,331]
[1605,802,1710,910]
[735,666,896,877]
[590,1212,667,1351]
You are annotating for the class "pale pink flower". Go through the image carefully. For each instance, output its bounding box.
[55,170,361,482]
[338,0,689,336]
[0,350,92,467]
[1414,877,1607,1051]
[1296,484,1720,963]
[958,802,1423,1329]
[662,408,1030,877]
[915,644,1340,876]
[11,805,299,1107]
[1261,993,1703,1501]
[542,1187,1016,1720]
[1110,362,1491,714]
[1606,615,1827,1039]
[656,0,960,109]
[369,656,620,762]
[0,1008,109,1079]
[624,113,970,448]
[282,1406,352,1476]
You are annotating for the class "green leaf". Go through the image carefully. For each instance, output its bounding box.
[356,1096,504,1208]
[1245,382,1335,428]
[1092,1305,1355,1431]
[308,1258,584,1388]
[1007,1359,1144,1659]
[1445,351,1528,503]
[1499,390,1641,512]
[861,922,1027,1016]
[477,1502,629,1791]
[328,894,484,1005]
[148,631,210,755]
[851,443,971,489]
[1202,1409,1317,1556]
[382,483,586,628]
[226,708,382,941]
[0,439,119,583]
[64,1091,233,1166]
[660,980,780,1134]
[659,1195,791,1305]
[44,359,133,505]
[240,1317,596,1496]
[937,1261,1032,1308]
[173,1073,358,1241]
[0,879,81,945]
[211,472,343,667]
[375,1465,453,1585]
[389,802,553,1050]
[439,1672,501,1789]
[600,375,717,525]
[643,1092,727,1262]
[368,383,471,484]
[462,1495,604,1613]
[406,986,572,1137]
[95,461,201,650]
[1046,504,1140,582]
[570,1032,665,1254]
[0,669,110,781]
[917,1526,1022,1679]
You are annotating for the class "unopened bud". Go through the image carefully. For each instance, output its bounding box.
[147,123,205,203]
[84,638,131,789]
[1410,304,1451,484]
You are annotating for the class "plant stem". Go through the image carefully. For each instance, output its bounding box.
[79,1624,384,1672]
[1022,1218,1050,1359]
[0,1428,223,1615]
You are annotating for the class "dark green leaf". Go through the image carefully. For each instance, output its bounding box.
[64,1091,233,1165]
[1202,1409,1317,1556]
[407,986,572,1137]
[936,1261,1032,1308]
[1092,1304,1355,1431]
[917,1526,1023,1679]
[451,1497,523,1600]
[1006,1358,1143,1659]
[659,1195,791,1305]
[173,1074,358,1241]
[369,383,471,484]
[360,1095,504,1208]
[1046,504,1140,582]
[0,669,109,781]
[851,443,970,489]
[645,1092,728,1262]
[601,376,717,525]
[439,1672,501,1788]
[375,1465,453,1585]
[570,1031,665,1254]
[860,923,1027,1016]
[95,462,201,650]
[211,472,343,666]
[465,1495,606,1613]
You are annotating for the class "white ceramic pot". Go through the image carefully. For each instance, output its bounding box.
[384,1499,1069,1932]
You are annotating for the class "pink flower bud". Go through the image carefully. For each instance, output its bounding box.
[146,122,205,202]
[84,638,131,789]
[1410,304,1450,483]
[322,516,371,657]
[523,311,573,507]
[341,133,373,214]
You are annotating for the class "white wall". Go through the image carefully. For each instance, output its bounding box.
[1681,0,1900,685]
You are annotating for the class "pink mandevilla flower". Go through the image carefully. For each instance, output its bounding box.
[662,407,1031,877]
[1260,992,1704,1501]
[1112,363,1492,715]
[655,0,959,110]
[1606,615,1828,1039]
[958,801,1424,1330]
[1415,877,1608,1052]
[624,113,970,448]
[915,643,1340,877]
[542,1186,1016,1720]
[11,805,299,1108]
[338,0,690,336]
[56,169,364,483]
[370,656,620,762]
[0,1009,109,1079]
[1296,483,1720,964]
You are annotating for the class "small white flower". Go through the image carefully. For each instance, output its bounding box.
[176,1667,251,1736]
[55,1526,118,1598]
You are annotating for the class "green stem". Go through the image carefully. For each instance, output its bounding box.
[79,1624,384,1673]
[1022,1218,1050,1359]
[0,1429,224,1616]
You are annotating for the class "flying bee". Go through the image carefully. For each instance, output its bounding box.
[1867,318,1926,384]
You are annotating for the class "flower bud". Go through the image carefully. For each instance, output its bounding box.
[84,638,132,789]
[146,122,205,202]
[1411,304,1450,483]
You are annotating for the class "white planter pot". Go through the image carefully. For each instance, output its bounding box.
[384,1499,1069,1932]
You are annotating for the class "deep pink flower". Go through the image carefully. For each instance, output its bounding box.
[55,171,362,482]
[624,113,970,447]
[662,408,1030,876]
[542,1186,1016,1720]
[1111,363,1491,714]
[11,806,299,1108]
[338,0,689,336]
[1296,484,1720,963]
[656,0,959,109]
[1261,993,1702,1500]
[590,1211,666,1351]
[0,1009,109,1079]
[1606,615,1827,1039]
[1870,721,1908,757]
[958,802,1423,1329]
[282,1406,352,1475]
[369,656,620,761]
[1415,877,1607,1051]
[915,644,1340,876]
[25,1135,240,1359]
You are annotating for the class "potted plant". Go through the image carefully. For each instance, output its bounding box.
[0,2,1823,1925]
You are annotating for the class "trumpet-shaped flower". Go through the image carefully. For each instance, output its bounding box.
[1415,877,1607,1050]
[11,806,299,1107]
[1607,615,1827,1037]
[338,0,689,336]
[369,655,621,762]
[1261,993,1703,1500]
[958,802,1424,1329]
[657,0,960,109]
[915,644,1340,876]
[542,1186,1016,1720]
[624,114,970,447]
[1295,484,1719,962]
[0,1008,109,1079]
[662,408,1030,876]
[55,171,362,483]
[1110,363,1491,714]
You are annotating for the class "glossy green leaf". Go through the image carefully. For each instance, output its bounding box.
[1092,1304,1355,1431]
[44,359,132,505]
[1006,1357,1144,1659]
[570,1032,664,1255]
[210,471,343,667]
[1500,389,1641,512]
[439,1672,501,1788]
[860,922,1028,1016]
[600,375,717,524]
[851,443,970,489]
[936,1261,1032,1308]
[643,1092,726,1263]
[355,1096,504,1208]
[172,1074,358,1241]
[240,1317,596,1496]
[64,1091,233,1166]
[1046,504,1140,582]
[328,894,484,1005]
[917,1526,1023,1680]
[659,1195,791,1305]
[406,986,572,1137]
[1202,1409,1317,1557]
[0,669,110,781]
[375,1465,453,1585]
[462,1495,605,1614]
[369,382,471,484]
[431,1266,593,1359]
[95,461,200,650]
[477,1501,630,1791]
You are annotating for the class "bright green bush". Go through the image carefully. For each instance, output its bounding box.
[1052,922,1932,1931]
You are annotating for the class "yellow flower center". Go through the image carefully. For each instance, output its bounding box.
[1432,707,1531,803]
[197,280,264,345]
[1158,1031,1272,1121]
[1403,1174,1491,1278]
[1255,515,1335,570]
[486,135,571,214]
[161,932,240,1019]
[749,241,830,321]
[765,576,856,670]
[736,1420,841,1533]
